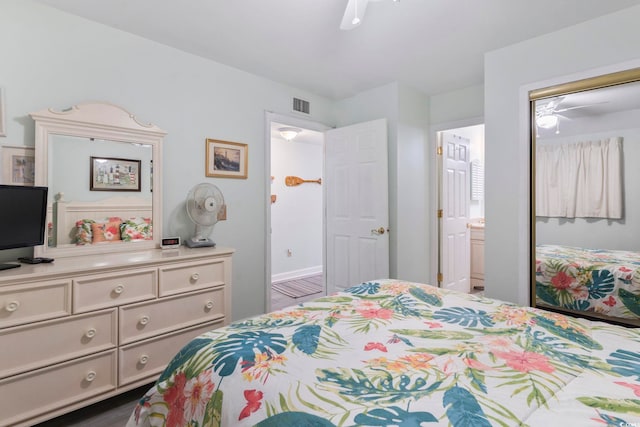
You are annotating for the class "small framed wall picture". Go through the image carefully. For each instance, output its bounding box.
[1,146,35,186]
[90,156,141,191]
[205,138,248,179]
[0,87,6,137]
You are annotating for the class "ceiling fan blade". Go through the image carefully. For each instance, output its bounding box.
[340,0,370,30]
[536,96,564,114]
[554,101,609,113]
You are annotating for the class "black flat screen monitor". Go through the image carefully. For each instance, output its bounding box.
[0,185,48,270]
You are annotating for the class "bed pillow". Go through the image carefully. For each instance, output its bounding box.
[91,218,123,243]
[120,217,153,241]
[75,219,95,245]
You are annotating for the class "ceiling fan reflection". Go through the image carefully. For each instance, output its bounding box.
[340,0,399,30]
[535,96,608,135]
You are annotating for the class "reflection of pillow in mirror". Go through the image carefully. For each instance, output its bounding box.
[120,217,152,241]
[92,220,123,243]
[75,219,95,245]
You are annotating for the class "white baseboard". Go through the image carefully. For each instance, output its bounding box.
[272,265,322,284]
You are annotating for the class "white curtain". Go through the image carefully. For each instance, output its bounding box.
[536,137,623,218]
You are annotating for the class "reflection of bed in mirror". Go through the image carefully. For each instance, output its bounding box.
[46,193,152,247]
[535,244,640,325]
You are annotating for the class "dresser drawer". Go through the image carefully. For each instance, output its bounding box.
[159,258,227,296]
[120,288,225,345]
[73,268,157,313]
[0,279,71,329]
[119,319,224,386]
[0,350,117,427]
[0,309,117,379]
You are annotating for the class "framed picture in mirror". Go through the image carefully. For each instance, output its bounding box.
[90,156,141,191]
[1,146,35,186]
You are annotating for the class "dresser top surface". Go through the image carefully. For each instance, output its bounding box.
[0,246,234,286]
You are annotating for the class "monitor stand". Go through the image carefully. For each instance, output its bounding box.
[0,263,21,271]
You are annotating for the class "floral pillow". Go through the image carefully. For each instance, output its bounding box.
[91,218,123,243]
[120,217,152,241]
[75,219,95,245]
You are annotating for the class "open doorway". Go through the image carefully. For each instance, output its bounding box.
[267,117,327,311]
[265,114,389,312]
[437,123,485,295]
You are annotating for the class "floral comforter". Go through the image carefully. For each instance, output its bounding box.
[128,279,640,427]
[536,244,640,320]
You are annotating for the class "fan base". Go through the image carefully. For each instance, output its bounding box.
[185,238,216,248]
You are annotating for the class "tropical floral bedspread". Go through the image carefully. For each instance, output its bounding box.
[536,244,640,320]
[127,279,640,427]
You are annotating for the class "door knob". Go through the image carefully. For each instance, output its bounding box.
[371,227,386,235]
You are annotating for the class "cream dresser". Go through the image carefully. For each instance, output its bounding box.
[0,246,233,427]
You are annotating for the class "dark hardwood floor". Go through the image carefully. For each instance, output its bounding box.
[33,384,151,427]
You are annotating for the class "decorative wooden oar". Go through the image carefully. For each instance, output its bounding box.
[285,176,322,186]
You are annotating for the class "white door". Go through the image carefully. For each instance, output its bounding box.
[440,133,471,292]
[325,119,389,293]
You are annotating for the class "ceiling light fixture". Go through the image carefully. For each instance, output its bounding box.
[535,114,558,129]
[535,114,561,135]
[279,127,301,141]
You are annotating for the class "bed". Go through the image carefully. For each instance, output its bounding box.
[127,279,640,426]
[536,244,640,324]
[46,193,152,246]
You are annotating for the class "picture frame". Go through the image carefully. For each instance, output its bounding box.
[0,87,5,137]
[1,146,35,186]
[205,138,248,179]
[90,156,141,191]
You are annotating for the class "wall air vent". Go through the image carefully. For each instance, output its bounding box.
[293,97,310,114]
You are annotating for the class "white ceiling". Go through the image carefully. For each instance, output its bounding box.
[37,0,640,100]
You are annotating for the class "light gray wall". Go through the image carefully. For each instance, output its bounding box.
[485,4,640,305]
[430,85,484,126]
[0,0,334,321]
[396,85,430,282]
[270,137,323,278]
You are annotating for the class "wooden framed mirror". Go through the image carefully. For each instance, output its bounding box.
[31,102,165,258]
[530,67,640,327]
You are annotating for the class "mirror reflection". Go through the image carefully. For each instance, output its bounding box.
[532,75,640,326]
[47,135,153,248]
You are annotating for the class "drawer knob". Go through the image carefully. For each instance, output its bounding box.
[139,315,150,326]
[139,354,150,365]
[85,371,97,382]
[191,273,200,282]
[85,328,97,339]
[5,300,20,312]
[205,300,214,310]
[113,285,125,295]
